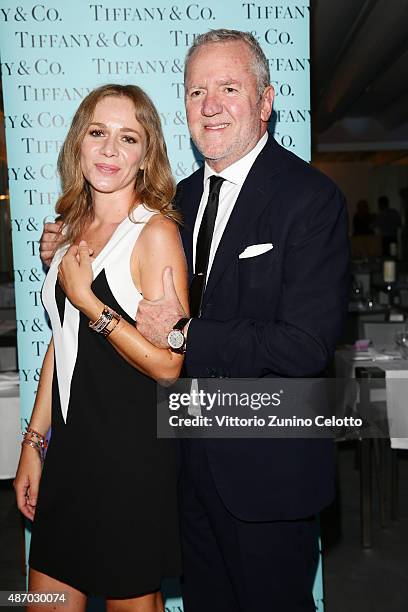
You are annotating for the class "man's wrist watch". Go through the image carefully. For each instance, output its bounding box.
[167,317,191,354]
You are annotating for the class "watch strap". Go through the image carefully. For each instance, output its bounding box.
[173,317,191,332]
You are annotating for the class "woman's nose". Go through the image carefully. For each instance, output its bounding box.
[100,135,118,156]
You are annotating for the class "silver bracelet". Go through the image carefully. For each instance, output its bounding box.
[89,306,121,337]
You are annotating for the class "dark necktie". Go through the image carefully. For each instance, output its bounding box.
[189,175,225,317]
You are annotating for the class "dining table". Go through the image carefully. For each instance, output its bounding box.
[335,347,408,449]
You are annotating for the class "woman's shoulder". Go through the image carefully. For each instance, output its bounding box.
[135,211,181,261]
[142,212,179,243]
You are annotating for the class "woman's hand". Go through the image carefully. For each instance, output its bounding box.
[58,241,94,309]
[14,447,43,521]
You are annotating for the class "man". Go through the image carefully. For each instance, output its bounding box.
[40,29,348,612]
[375,195,401,255]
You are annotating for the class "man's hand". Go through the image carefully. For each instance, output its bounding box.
[136,267,187,348]
[40,221,63,266]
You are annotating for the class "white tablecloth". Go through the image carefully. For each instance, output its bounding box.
[335,349,408,450]
[382,364,408,450]
[0,373,20,479]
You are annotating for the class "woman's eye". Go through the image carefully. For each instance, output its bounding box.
[90,129,103,137]
[122,135,136,144]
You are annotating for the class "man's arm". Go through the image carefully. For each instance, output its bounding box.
[186,186,349,377]
[137,185,349,377]
[39,221,63,266]
[39,220,95,266]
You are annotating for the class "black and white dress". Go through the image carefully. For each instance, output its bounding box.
[30,206,181,598]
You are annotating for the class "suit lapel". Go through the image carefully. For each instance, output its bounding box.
[203,137,284,305]
[178,137,289,305]
[178,169,204,282]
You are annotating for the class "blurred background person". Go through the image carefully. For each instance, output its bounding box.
[352,199,375,235]
[375,195,401,255]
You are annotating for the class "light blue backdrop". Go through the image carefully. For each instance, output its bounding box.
[0,1,322,609]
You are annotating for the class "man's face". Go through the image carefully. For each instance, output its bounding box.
[185,41,273,172]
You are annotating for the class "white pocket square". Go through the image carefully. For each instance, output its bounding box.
[238,243,274,259]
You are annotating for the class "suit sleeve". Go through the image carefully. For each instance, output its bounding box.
[185,184,349,378]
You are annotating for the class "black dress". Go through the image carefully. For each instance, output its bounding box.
[30,208,181,598]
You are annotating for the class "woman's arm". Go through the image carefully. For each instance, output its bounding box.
[58,216,189,382]
[14,339,54,520]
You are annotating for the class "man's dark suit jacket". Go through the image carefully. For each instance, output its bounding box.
[176,134,349,522]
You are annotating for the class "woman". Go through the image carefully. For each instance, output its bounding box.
[14,84,188,612]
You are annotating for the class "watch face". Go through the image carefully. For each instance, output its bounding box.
[168,329,184,350]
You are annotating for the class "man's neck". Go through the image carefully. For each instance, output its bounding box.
[205,130,269,174]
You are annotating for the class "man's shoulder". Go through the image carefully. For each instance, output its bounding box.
[176,166,204,191]
[174,166,204,212]
[263,137,340,195]
[254,138,347,222]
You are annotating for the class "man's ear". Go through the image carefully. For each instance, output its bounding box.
[260,85,275,123]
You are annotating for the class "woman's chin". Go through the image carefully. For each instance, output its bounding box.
[89,181,121,194]
[86,175,136,195]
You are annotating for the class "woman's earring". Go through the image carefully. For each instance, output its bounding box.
[141,167,148,191]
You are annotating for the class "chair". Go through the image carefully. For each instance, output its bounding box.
[361,321,406,349]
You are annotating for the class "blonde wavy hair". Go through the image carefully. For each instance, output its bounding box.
[56,84,179,246]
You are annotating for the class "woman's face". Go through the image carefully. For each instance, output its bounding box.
[80,96,147,196]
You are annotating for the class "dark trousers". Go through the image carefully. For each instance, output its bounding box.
[180,440,319,612]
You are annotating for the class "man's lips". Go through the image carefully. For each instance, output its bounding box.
[95,163,120,174]
[204,123,230,131]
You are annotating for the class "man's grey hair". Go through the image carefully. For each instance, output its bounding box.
[184,29,270,96]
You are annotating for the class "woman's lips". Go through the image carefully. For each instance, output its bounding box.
[95,163,120,174]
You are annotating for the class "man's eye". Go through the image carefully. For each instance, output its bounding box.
[225,87,236,93]
[190,90,202,97]
[90,129,103,136]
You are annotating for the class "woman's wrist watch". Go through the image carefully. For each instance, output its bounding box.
[167,317,191,354]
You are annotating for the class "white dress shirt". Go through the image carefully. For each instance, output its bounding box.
[188,133,268,416]
[192,132,268,278]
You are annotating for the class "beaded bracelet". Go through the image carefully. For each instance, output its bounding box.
[22,427,47,461]
[22,438,43,461]
[25,427,45,444]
